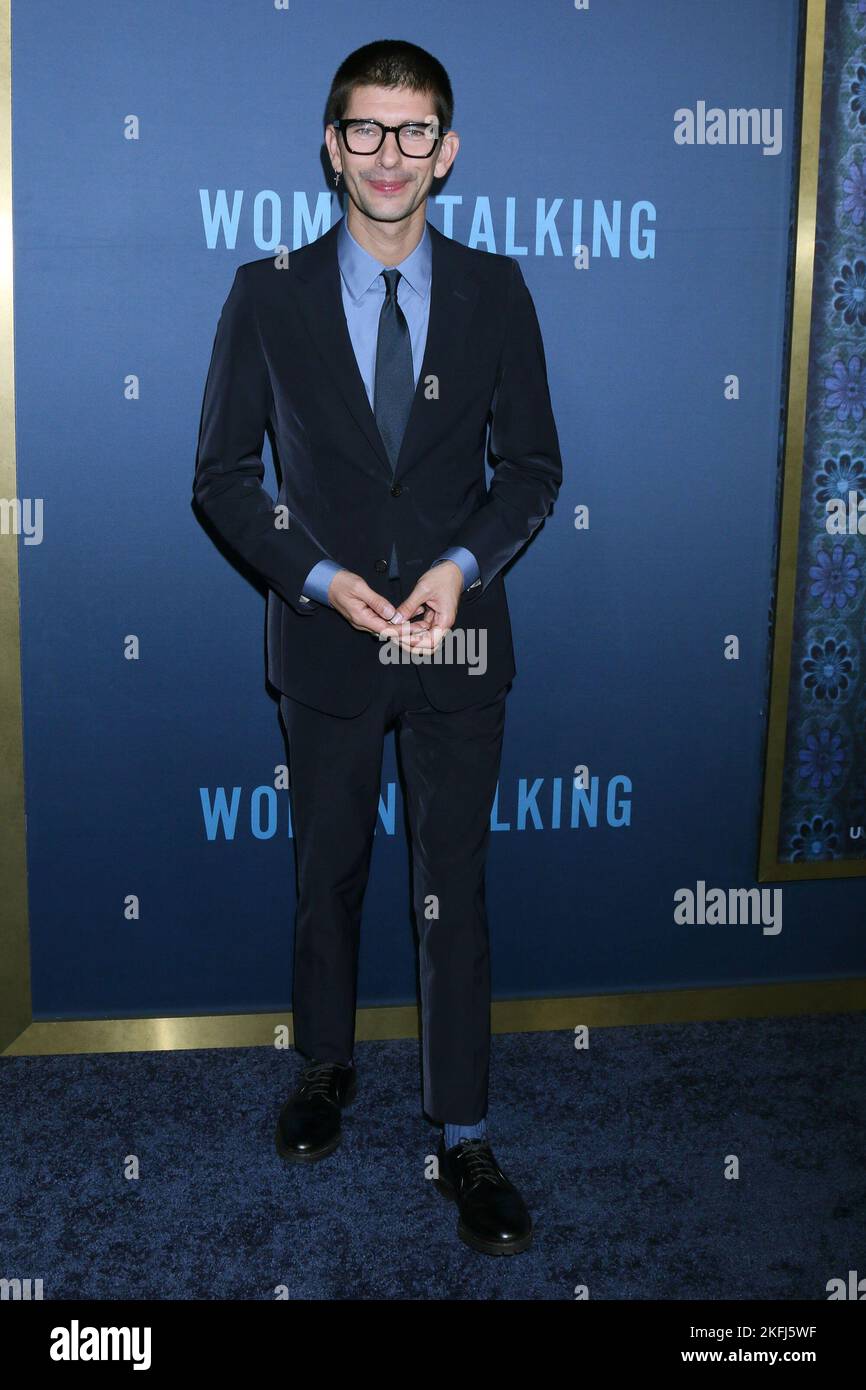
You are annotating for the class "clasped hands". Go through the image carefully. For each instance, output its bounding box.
[327,561,464,654]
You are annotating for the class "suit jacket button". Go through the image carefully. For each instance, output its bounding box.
[390,484,402,497]
[374,559,388,573]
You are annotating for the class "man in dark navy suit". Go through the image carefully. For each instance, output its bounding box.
[194,39,562,1256]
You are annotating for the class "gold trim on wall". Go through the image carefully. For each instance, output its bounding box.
[1,0,855,1060]
[5,980,866,1057]
[0,0,32,1054]
[758,0,836,881]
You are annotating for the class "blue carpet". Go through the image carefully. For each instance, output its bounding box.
[1,1013,864,1299]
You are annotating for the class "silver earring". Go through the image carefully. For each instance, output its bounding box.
[333,168,342,189]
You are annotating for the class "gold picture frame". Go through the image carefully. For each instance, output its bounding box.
[2,0,863,1058]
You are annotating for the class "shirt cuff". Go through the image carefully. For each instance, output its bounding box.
[301,559,342,607]
[433,547,481,591]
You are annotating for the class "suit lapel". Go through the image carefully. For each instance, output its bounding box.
[291,219,480,485]
[292,221,391,480]
[393,225,480,484]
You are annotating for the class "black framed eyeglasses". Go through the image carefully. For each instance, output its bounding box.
[332,117,447,158]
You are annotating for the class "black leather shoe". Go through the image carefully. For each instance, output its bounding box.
[275,1059,357,1162]
[433,1134,533,1255]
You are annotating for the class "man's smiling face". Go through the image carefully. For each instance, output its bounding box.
[326,83,458,226]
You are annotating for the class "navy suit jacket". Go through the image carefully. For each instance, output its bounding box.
[193,219,563,716]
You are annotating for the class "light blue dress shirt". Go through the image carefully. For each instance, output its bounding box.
[300,216,479,606]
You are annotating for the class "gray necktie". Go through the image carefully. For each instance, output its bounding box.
[374,268,415,578]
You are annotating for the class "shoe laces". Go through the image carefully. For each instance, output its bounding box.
[453,1138,507,1188]
[299,1061,348,1101]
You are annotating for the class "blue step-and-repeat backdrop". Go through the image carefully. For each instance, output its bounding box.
[13,0,861,1022]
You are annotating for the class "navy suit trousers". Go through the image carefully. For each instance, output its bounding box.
[279,605,507,1124]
